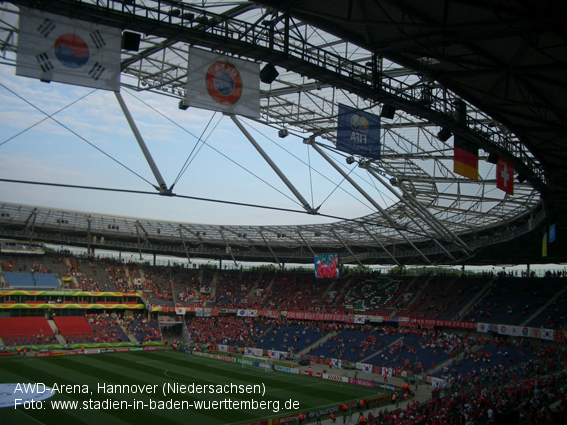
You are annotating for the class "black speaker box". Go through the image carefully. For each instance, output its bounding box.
[122,32,141,51]
[380,104,396,119]
[260,64,279,84]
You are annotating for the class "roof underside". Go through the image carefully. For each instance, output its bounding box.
[0,0,566,266]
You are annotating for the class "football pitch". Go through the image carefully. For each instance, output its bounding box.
[0,351,390,425]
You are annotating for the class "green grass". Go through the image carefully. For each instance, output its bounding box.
[0,351,390,425]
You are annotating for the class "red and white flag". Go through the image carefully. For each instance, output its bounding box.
[496,157,514,195]
[16,7,121,91]
[185,47,260,118]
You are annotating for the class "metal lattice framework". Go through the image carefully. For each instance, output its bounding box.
[0,0,563,266]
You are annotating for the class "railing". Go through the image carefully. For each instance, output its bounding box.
[8,0,546,189]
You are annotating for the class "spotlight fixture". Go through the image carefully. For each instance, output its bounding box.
[486,153,499,164]
[380,104,396,119]
[437,127,452,142]
[121,31,141,51]
[260,64,279,84]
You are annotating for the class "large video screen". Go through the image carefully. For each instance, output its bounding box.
[314,254,339,279]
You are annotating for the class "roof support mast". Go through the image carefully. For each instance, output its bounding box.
[361,224,401,267]
[360,164,459,260]
[115,92,173,196]
[178,226,192,264]
[259,229,283,269]
[306,138,432,265]
[219,228,238,267]
[331,229,365,268]
[230,114,319,215]
[364,165,470,256]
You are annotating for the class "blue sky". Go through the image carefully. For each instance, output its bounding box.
[0,64,390,227]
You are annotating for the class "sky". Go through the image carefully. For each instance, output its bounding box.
[1,4,561,271]
[0,64,394,227]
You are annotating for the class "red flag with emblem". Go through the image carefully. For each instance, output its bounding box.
[496,157,514,195]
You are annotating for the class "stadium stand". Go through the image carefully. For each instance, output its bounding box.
[216,270,266,309]
[343,276,403,315]
[33,273,60,288]
[463,277,564,325]
[3,272,35,288]
[186,316,260,346]
[52,316,94,344]
[87,314,129,343]
[307,327,387,363]
[267,272,330,312]
[143,265,175,307]
[372,344,567,424]
[0,316,56,346]
[172,268,202,306]
[53,316,93,336]
[124,315,162,343]
[255,320,333,353]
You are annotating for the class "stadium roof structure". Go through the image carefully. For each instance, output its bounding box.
[0,0,566,267]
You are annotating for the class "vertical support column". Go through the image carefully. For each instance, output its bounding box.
[284,14,290,57]
[86,217,91,257]
[28,210,37,247]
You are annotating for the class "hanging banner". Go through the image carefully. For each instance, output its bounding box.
[454,135,479,181]
[244,347,263,357]
[185,47,260,118]
[285,311,354,323]
[336,103,381,159]
[549,223,557,243]
[16,7,121,91]
[542,329,554,340]
[496,157,514,195]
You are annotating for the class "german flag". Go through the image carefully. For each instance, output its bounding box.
[454,135,478,180]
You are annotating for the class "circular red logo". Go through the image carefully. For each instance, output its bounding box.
[206,61,243,105]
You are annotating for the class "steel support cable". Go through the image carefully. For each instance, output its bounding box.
[0,86,97,148]
[124,91,300,206]
[174,111,220,186]
[0,177,437,240]
[317,162,359,210]
[0,177,358,223]
[241,120,375,211]
[122,89,220,187]
[0,82,156,187]
[307,144,315,209]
